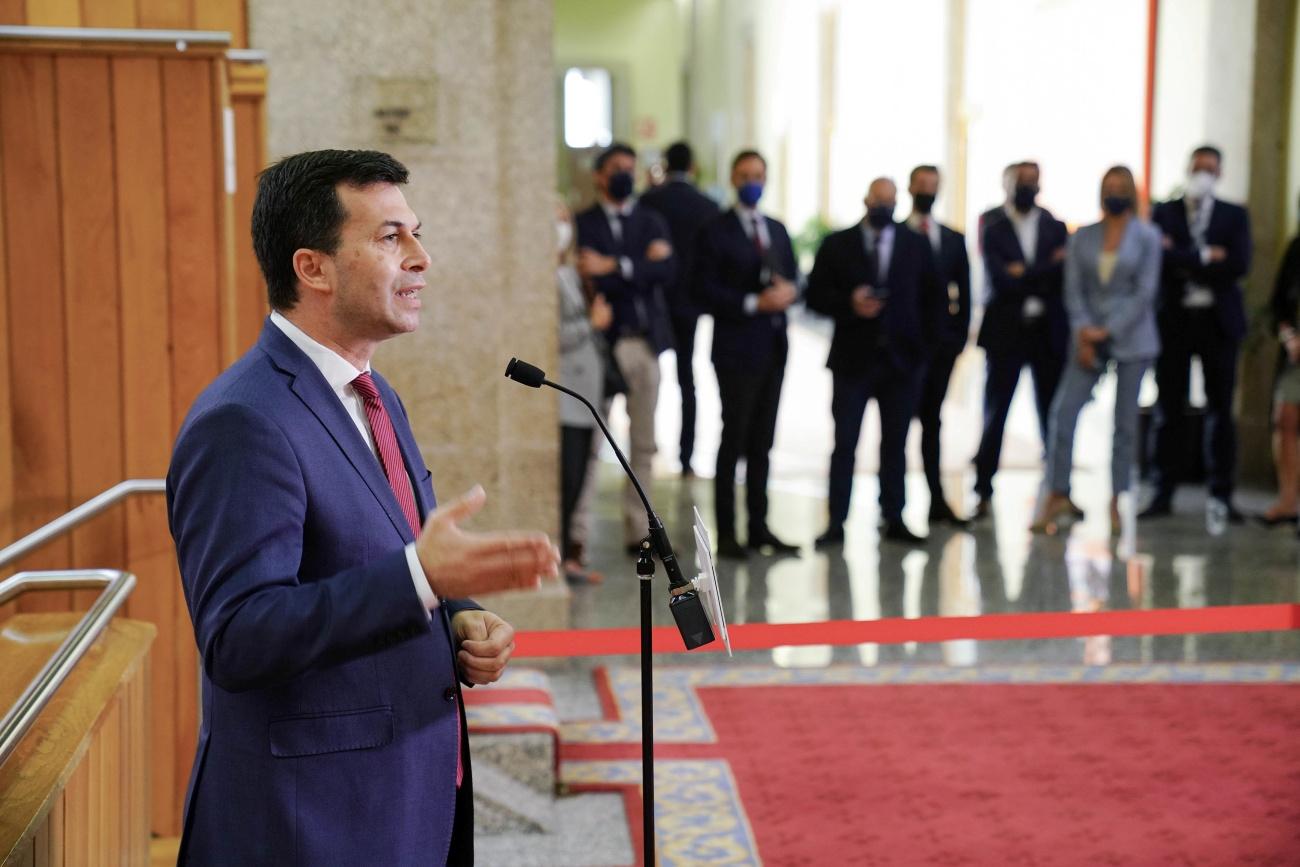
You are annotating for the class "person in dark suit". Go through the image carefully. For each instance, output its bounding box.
[694,149,799,558]
[970,161,1070,519]
[808,177,942,546]
[906,165,971,526]
[1142,145,1252,522]
[976,162,1021,255]
[640,141,721,478]
[1261,195,1300,527]
[574,143,675,550]
[167,150,557,865]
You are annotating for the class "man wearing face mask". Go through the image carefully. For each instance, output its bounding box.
[574,143,676,551]
[906,165,971,527]
[970,161,1070,520]
[1143,145,1252,521]
[639,141,721,478]
[808,177,942,546]
[693,149,800,558]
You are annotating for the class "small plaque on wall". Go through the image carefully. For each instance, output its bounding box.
[357,76,438,144]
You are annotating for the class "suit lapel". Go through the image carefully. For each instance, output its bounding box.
[259,321,416,543]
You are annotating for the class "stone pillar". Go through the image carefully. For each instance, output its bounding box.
[1239,0,1298,487]
[249,0,566,626]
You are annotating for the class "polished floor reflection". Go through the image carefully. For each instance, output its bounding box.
[569,462,1300,667]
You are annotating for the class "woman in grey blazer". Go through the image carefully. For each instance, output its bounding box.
[1032,166,1161,533]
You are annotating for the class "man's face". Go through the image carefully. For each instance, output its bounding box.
[731,155,766,190]
[326,182,430,344]
[865,180,897,211]
[1189,152,1221,177]
[909,170,939,199]
[1016,164,1040,189]
[597,152,637,196]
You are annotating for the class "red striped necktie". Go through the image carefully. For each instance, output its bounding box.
[351,372,421,537]
[352,371,463,787]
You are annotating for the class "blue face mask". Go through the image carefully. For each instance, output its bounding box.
[607,171,634,202]
[737,182,764,207]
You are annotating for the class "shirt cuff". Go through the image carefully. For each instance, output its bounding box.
[620,256,633,280]
[406,542,439,615]
[743,294,760,315]
[1199,246,1212,265]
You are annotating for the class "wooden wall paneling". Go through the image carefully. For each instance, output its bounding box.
[162,54,219,813]
[194,0,246,49]
[0,1,23,26]
[22,0,78,27]
[111,54,179,838]
[55,55,125,612]
[0,66,13,626]
[134,0,190,30]
[79,0,136,29]
[61,747,89,866]
[230,61,267,356]
[98,696,122,864]
[0,54,71,614]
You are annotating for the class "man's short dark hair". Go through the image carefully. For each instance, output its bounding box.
[594,143,637,172]
[665,141,693,173]
[253,149,409,311]
[731,149,766,171]
[1191,144,1222,165]
[909,164,940,184]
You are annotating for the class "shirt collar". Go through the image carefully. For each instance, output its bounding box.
[907,212,936,230]
[601,198,635,219]
[1004,203,1039,223]
[734,203,763,219]
[270,310,369,392]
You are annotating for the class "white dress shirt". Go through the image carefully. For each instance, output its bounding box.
[1005,204,1045,318]
[907,211,941,254]
[860,221,895,285]
[601,199,637,280]
[1182,195,1217,308]
[270,310,438,613]
[737,204,773,315]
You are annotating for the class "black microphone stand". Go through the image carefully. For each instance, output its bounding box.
[504,358,713,867]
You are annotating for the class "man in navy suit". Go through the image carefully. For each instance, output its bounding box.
[694,149,799,558]
[1143,145,1253,520]
[167,150,557,866]
[640,141,721,478]
[808,177,942,546]
[906,165,971,526]
[574,143,675,550]
[970,161,1069,519]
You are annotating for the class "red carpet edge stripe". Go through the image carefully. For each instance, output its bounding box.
[513,603,1300,657]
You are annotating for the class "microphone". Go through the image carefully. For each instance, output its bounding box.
[504,357,715,649]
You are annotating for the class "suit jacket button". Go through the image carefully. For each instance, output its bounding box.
[444,687,457,702]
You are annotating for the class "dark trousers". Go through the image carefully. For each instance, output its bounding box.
[918,346,961,502]
[560,425,595,557]
[973,331,1064,499]
[672,314,699,470]
[714,338,787,542]
[1149,309,1240,499]
[827,364,924,527]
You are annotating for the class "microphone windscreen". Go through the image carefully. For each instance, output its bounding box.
[504,357,546,388]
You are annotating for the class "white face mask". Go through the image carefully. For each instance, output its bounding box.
[555,220,573,254]
[1186,171,1216,200]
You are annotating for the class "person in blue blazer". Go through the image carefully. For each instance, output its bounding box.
[167,150,556,866]
[1142,145,1253,521]
[640,141,721,477]
[693,149,799,558]
[1031,166,1161,534]
[971,161,1070,519]
[807,177,942,546]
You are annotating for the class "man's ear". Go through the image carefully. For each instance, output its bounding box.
[292,248,333,298]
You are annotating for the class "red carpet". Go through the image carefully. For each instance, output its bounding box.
[696,683,1300,865]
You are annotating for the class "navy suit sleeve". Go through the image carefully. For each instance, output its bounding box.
[806,233,852,319]
[955,235,972,337]
[169,402,433,693]
[694,221,751,320]
[1199,207,1251,284]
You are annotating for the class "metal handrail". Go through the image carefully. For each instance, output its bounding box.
[0,478,164,765]
[0,569,136,765]
[0,25,230,46]
[0,478,165,571]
